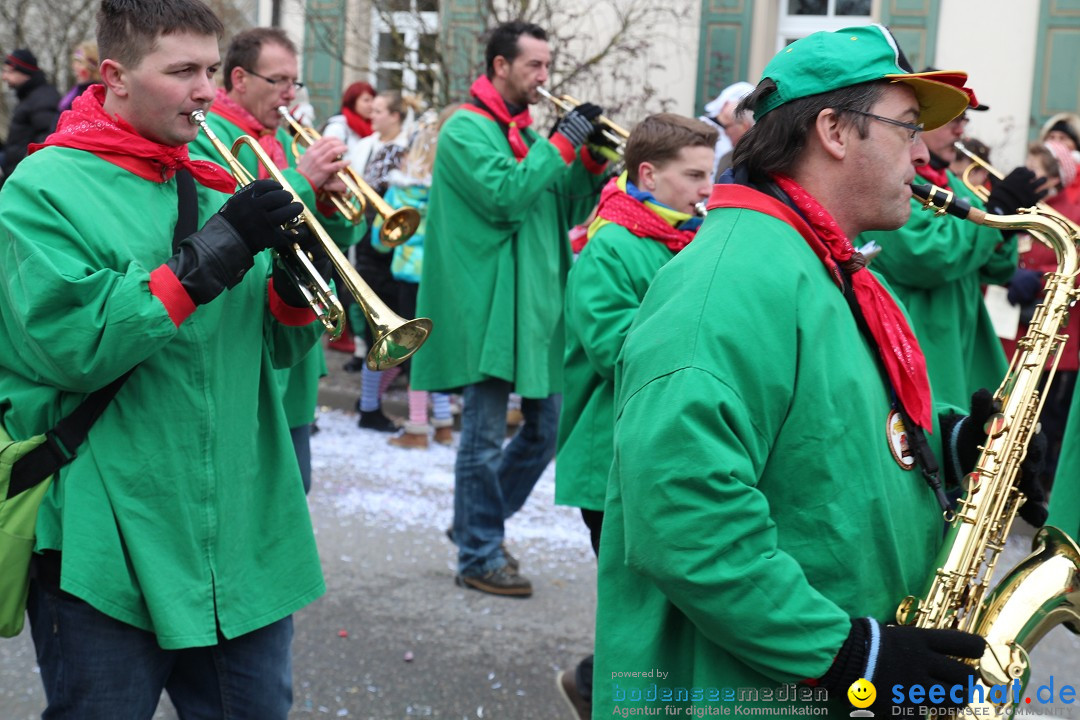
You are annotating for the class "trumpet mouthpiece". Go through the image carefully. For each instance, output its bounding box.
[189,109,206,125]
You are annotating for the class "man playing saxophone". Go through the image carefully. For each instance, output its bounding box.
[188,26,364,494]
[594,25,997,716]
[0,0,326,715]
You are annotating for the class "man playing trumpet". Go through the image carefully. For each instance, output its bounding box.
[189,26,364,494]
[414,20,610,597]
[0,0,326,716]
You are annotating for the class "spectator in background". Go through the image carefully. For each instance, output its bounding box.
[700,80,754,181]
[1,49,60,188]
[57,41,100,114]
[713,85,755,180]
[322,80,378,356]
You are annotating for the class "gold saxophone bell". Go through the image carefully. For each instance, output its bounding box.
[904,181,1080,718]
[189,110,432,370]
[277,106,420,248]
[536,87,628,161]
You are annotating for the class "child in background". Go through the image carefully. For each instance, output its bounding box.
[374,108,457,448]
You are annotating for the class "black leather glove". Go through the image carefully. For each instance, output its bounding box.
[1017,428,1049,526]
[554,103,604,149]
[165,180,304,306]
[1007,267,1043,306]
[985,167,1049,215]
[819,618,985,710]
[271,225,333,309]
[940,388,997,488]
[218,178,304,253]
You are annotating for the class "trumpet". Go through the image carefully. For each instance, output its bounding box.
[277,106,420,247]
[954,141,1080,233]
[189,110,432,371]
[536,87,628,159]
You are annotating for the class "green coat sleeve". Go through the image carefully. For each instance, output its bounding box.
[0,163,178,393]
[565,230,666,382]
[435,114,570,228]
[615,367,850,681]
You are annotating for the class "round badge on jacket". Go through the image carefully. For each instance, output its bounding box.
[886,409,915,470]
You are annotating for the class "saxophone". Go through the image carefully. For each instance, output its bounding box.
[904,182,1080,718]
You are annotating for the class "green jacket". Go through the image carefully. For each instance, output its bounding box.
[859,171,1015,410]
[556,223,675,511]
[594,199,946,716]
[411,108,607,396]
[189,113,363,427]
[0,147,325,649]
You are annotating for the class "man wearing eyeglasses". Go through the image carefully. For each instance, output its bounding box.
[593,25,996,717]
[858,84,1049,417]
[189,26,363,495]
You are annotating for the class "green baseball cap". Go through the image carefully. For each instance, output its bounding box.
[754,24,971,131]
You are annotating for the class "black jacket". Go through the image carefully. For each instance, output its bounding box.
[2,74,60,184]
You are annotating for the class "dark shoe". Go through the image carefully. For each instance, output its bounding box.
[445,527,519,572]
[455,566,532,597]
[556,670,590,720]
[342,356,366,372]
[358,410,397,432]
[433,426,453,445]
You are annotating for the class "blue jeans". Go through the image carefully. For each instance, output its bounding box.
[27,581,294,719]
[290,423,312,495]
[453,379,560,576]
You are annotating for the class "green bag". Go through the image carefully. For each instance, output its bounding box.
[0,428,52,638]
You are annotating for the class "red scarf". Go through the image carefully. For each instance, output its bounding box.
[708,179,932,431]
[468,75,533,160]
[34,85,234,194]
[209,87,289,177]
[594,177,696,252]
[916,163,949,187]
[342,106,373,138]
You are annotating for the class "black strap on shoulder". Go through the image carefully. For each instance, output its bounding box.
[6,169,200,500]
[174,168,198,250]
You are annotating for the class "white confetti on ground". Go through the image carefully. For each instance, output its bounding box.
[310,408,594,559]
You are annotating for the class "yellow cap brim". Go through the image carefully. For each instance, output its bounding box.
[884,72,971,131]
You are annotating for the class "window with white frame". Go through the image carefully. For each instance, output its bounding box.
[371,0,439,100]
[776,0,873,51]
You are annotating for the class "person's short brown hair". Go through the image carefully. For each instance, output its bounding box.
[223,27,297,91]
[97,0,223,70]
[624,113,719,185]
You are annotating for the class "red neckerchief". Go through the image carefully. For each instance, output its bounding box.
[342,106,373,138]
[34,85,235,194]
[209,87,288,177]
[708,180,932,431]
[916,163,949,187]
[468,75,532,160]
[594,177,696,252]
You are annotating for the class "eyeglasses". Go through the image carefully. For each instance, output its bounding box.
[847,110,924,143]
[243,68,304,91]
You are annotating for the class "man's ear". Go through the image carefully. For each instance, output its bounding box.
[637,161,657,191]
[99,59,127,97]
[814,107,848,161]
[492,55,510,81]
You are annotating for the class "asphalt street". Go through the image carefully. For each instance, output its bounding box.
[1,343,1079,719]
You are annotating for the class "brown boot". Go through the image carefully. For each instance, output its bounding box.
[388,430,428,449]
[433,425,453,445]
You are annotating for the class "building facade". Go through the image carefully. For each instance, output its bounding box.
[258,0,1079,171]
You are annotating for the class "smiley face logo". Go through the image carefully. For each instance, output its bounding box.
[848,678,876,708]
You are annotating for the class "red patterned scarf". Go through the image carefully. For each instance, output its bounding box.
[469,75,533,160]
[594,177,697,252]
[35,85,235,193]
[708,179,932,430]
[209,87,289,177]
[916,163,949,187]
[342,106,373,138]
